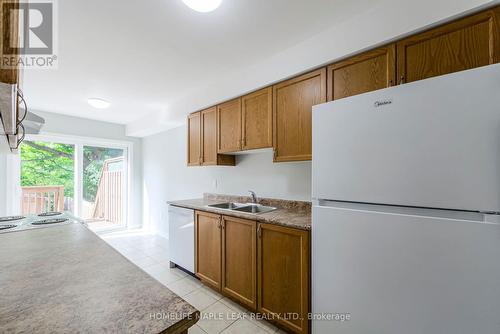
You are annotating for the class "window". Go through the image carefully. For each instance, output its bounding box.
[18,134,132,232]
[20,141,75,214]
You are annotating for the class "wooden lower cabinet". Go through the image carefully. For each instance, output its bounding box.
[221,216,257,310]
[195,211,311,334]
[195,211,257,310]
[257,223,310,334]
[195,211,222,290]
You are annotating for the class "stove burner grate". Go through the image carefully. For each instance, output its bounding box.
[0,224,17,230]
[32,218,69,225]
[38,212,63,217]
[0,216,25,222]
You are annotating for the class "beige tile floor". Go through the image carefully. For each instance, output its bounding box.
[99,229,287,334]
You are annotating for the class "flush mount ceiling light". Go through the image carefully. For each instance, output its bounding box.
[87,98,111,109]
[182,0,222,13]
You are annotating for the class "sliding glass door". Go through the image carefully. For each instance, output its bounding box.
[81,146,126,230]
[19,135,130,231]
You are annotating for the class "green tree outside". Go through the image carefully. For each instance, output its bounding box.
[21,141,124,202]
[82,146,123,202]
[20,141,75,197]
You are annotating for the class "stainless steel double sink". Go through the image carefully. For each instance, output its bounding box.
[206,202,277,215]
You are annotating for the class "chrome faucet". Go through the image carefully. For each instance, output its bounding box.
[248,190,257,204]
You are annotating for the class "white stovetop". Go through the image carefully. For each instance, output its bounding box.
[0,212,83,234]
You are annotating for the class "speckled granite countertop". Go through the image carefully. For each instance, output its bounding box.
[168,193,311,230]
[0,223,199,334]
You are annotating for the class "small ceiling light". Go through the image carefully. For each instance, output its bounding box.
[88,98,111,109]
[182,0,222,13]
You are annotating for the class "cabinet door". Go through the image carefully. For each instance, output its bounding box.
[195,211,222,291]
[187,112,201,166]
[257,223,310,334]
[221,216,257,310]
[201,107,217,165]
[241,88,273,150]
[327,45,396,101]
[0,0,20,85]
[397,6,500,84]
[217,98,242,153]
[273,68,326,162]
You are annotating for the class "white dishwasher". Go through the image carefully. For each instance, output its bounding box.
[168,205,194,273]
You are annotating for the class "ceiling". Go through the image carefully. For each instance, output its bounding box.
[23,0,372,129]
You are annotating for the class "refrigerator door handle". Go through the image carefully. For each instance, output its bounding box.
[316,199,486,222]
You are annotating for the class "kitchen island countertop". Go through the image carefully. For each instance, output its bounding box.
[0,223,199,334]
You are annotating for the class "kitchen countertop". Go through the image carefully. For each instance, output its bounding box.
[168,195,311,230]
[0,223,199,334]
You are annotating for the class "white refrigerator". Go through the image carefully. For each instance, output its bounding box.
[312,64,500,334]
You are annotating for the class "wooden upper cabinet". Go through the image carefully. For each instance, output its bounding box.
[187,109,235,167]
[273,68,326,162]
[217,98,242,153]
[397,6,500,84]
[257,223,310,334]
[217,89,273,153]
[0,0,20,85]
[201,107,217,165]
[327,45,396,101]
[189,6,500,166]
[195,211,222,291]
[241,87,273,150]
[221,216,257,310]
[187,112,201,166]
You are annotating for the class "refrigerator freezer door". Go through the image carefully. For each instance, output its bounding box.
[168,205,194,273]
[312,205,500,334]
[312,64,500,212]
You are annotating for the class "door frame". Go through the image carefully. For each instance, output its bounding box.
[22,132,134,230]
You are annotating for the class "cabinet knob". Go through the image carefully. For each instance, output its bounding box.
[399,75,405,85]
[257,224,262,238]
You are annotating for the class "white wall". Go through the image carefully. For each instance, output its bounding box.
[0,111,143,227]
[142,125,311,237]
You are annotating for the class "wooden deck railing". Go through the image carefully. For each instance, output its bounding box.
[21,186,65,215]
[21,157,124,222]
